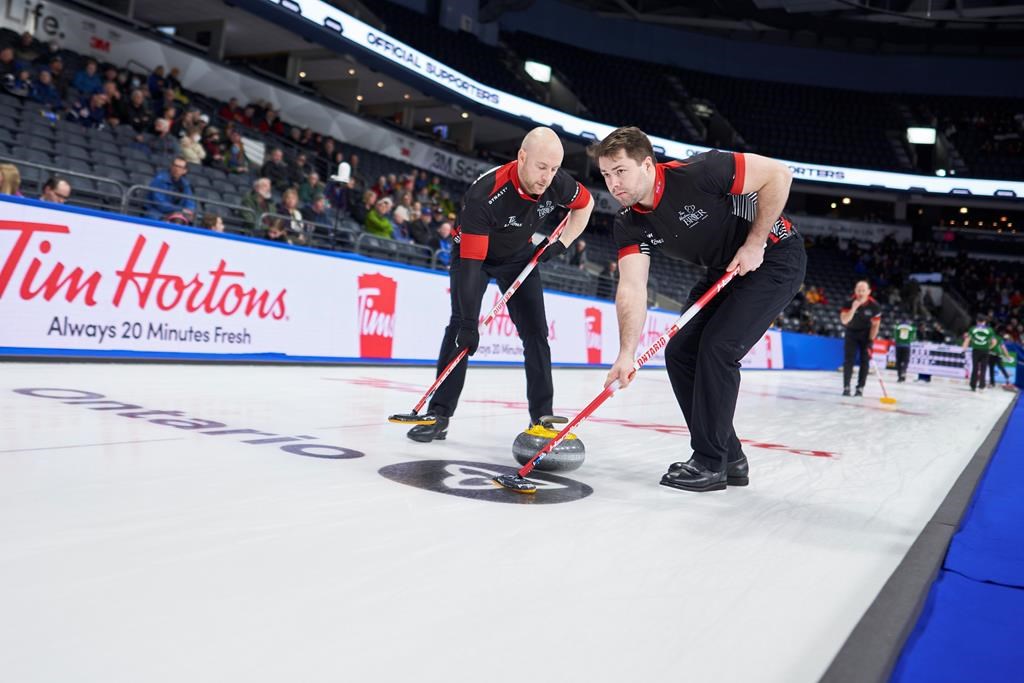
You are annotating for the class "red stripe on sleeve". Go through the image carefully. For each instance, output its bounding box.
[460,232,489,261]
[730,152,746,194]
[618,245,641,260]
[566,182,592,211]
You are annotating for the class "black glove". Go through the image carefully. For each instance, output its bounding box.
[456,322,480,356]
[534,239,567,264]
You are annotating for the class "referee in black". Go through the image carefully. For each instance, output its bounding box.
[407,127,594,442]
[592,126,806,492]
[839,280,882,396]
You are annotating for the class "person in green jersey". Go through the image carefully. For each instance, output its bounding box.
[893,316,916,383]
[962,315,997,391]
[988,332,1013,387]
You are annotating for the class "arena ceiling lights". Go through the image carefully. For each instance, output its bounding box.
[253,0,1023,200]
[523,60,552,83]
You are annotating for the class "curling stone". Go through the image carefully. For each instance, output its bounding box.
[512,416,586,473]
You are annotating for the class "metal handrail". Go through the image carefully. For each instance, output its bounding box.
[122,183,257,227]
[354,232,433,265]
[0,154,127,201]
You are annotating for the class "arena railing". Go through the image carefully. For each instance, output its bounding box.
[0,155,127,213]
[121,183,259,234]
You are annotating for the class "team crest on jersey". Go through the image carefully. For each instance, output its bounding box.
[504,215,524,229]
[678,204,708,228]
[537,200,555,219]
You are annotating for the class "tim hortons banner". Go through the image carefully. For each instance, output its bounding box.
[0,198,781,368]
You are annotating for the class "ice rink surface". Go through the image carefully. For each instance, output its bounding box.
[0,362,1013,683]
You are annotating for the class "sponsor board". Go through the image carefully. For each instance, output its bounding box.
[0,198,782,367]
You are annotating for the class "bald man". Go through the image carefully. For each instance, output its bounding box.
[408,127,595,442]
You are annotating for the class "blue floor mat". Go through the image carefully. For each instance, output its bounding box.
[890,571,1024,683]
[944,398,1024,588]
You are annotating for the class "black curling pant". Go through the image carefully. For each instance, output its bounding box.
[844,334,871,389]
[428,244,553,424]
[971,349,989,390]
[896,345,911,380]
[664,237,806,473]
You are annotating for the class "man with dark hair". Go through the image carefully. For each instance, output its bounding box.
[260,147,290,192]
[40,177,72,204]
[407,126,594,442]
[146,157,195,222]
[592,126,805,492]
[963,315,996,392]
[840,280,882,396]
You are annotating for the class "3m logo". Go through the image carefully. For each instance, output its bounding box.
[584,307,602,364]
[357,273,397,358]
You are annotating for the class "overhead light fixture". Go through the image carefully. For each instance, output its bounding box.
[376,81,384,88]
[425,116,432,123]
[356,95,363,102]
[906,127,936,144]
[298,70,306,78]
[935,169,946,177]
[348,68,356,75]
[461,112,469,119]
[403,93,411,100]
[830,202,837,209]
[959,207,968,214]
[841,197,851,205]
[523,60,552,83]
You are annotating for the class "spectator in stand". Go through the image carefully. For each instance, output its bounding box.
[566,239,589,269]
[348,153,362,186]
[39,177,71,204]
[319,138,337,174]
[47,56,69,98]
[14,32,41,65]
[155,88,179,121]
[371,175,390,199]
[218,97,242,124]
[352,189,376,225]
[298,170,325,205]
[435,221,452,267]
[289,152,309,187]
[224,129,250,174]
[259,109,285,136]
[260,147,290,191]
[166,67,187,104]
[6,68,31,98]
[201,213,225,233]
[180,125,206,165]
[238,104,256,128]
[805,287,821,305]
[146,156,195,222]
[149,117,180,157]
[100,81,125,125]
[301,194,330,226]
[202,127,225,168]
[364,196,393,238]
[147,65,166,101]
[415,169,429,193]
[408,206,432,247]
[0,47,17,80]
[71,59,102,95]
[68,92,108,128]
[299,127,314,148]
[275,187,306,244]
[265,220,291,244]
[0,163,23,197]
[597,260,619,299]
[242,177,273,231]
[125,89,153,137]
[29,69,62,111]
[391,205,412,242]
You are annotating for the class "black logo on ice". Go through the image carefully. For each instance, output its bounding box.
[378,460,593,504]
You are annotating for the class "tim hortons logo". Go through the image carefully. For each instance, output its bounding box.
[584,307,602,364]
[357,273,397,358]
[0,220,287,319]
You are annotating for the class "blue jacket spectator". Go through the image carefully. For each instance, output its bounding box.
[71,60,102,95]
[146,157,196,221]
[29,70,62,110]
[147,65,166,100]
[67,93,108,128]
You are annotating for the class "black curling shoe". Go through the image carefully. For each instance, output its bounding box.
[668,456,749,486]
[407,415,449,443]
[660,459,728,492]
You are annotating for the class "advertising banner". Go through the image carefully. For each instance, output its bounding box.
[0,198,781,368]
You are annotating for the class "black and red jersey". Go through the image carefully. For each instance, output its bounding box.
[614,150,795,269]
[842,296,882,333]
[455,160,591,261]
